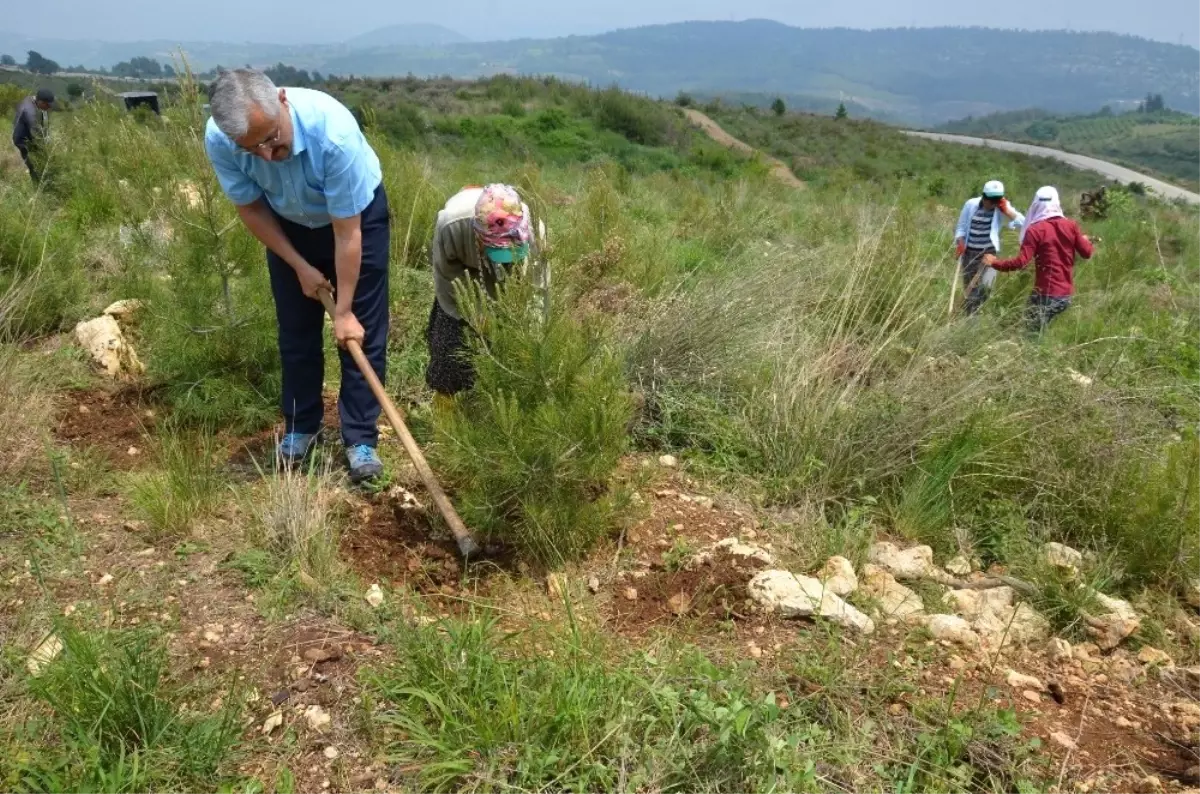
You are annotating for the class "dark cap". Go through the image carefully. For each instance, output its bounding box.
[35,88,55,104]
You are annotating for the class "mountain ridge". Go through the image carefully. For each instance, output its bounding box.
[1,21,1195,124]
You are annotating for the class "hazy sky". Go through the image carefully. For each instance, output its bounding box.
[6,0,1199,48]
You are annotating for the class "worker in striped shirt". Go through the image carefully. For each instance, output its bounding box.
[953,180,1025,314]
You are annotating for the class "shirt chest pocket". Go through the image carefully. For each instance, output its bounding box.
[299,157,325,196]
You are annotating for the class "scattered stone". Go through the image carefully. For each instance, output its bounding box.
[1157,665,1200,691]
[96,573,114,586]
[1187,580,1200,610]
[74,314,144,378]
[365,583,384,608]
[1022,690,1042,704]
[1074,642,1100,661]
[925,614,980,649]
[657,454,678,468]
[1007,670,1045,690]
[946,586,1013,619]
[323,746,340,761]
[944,555,974,576]
[270,690,290,707]
[747,570,875,634]
[1048,637,1073,662]
[303,647,343,664]
[26,634,63,676]
[1043,542,1083,574]
[948,655,967,671]
[688,537,774,569]
[127,446,141,457]
[587,576,600,594]
[1115,716,1136,729]
[1050,730,1078,750]
[748,644,763,659]
[622,587,638,602]
[1137,646,1173,667]
[861,564,925,620]
[262,711,284,734]
[1088,592,1140,650]
[667,592,691,616]
[694,496,714,510]
[868,542,936,579]
[1140,775,1164,793]
[304,705,331,732]
[816,556,858,597]
[102,299,144,319]
[1066,369,1094,388]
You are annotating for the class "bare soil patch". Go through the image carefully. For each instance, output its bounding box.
[54,386,162,468]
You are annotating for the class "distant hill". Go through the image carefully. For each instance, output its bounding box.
[317,22,1200,124]
[937,105,1200,190]
[344,24,468,48]
[1,21,1196,124]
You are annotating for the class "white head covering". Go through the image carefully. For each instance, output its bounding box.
[1020,185,1064,243]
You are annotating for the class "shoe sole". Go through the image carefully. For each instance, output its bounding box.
[348,464,383,484]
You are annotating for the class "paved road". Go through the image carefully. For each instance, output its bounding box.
[903,131,1199,205]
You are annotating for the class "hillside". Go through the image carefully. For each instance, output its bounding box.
[937,107,1200,191]
[343,24,469,48]
[1,76,1197,794]
[2,22,1197,124]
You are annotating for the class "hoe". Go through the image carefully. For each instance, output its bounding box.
[317,287,485,561]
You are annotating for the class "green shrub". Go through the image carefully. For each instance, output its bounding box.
[589,87,670,146]
[431,277,633,566]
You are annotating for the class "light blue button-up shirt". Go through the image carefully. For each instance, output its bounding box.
[204,87,382,228]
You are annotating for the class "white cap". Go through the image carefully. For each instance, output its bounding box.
[982,180,1005,198]
[1035,185,1059,203]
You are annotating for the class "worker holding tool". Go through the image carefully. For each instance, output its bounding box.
[426,184,548,405]
[11,87,54,182]
[984,186,1094,333]
[953,180,1025,315]
[204,68,389,483]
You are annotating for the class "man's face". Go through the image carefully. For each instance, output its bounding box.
[234,89,294,162]
[981,196,1000,210]
[35,100,51,111]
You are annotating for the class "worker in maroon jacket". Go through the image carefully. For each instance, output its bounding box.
[984,186,1095,333]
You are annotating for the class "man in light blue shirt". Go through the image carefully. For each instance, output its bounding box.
[205,68,390,482]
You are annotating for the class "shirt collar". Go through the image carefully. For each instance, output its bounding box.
[287,101,308,155]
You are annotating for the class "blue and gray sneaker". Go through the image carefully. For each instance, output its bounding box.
[346,444,383,484]
[277,432,318,466]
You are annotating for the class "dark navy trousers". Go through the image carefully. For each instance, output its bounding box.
[266,184,390,448]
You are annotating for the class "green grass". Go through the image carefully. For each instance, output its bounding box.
[130,423,226,539]
[2,626,243,793]
[362,611,1045,792]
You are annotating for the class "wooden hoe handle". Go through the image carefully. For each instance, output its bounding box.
[318,288,481,559]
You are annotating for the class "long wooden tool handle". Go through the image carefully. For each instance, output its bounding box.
[318,288,480,558]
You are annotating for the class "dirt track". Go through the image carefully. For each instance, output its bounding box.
[904,130,1200,205]
[682,109,806,189]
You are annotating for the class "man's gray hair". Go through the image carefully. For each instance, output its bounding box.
[209,68,281,138]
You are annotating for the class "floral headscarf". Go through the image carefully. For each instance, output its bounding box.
[472,184,532,252]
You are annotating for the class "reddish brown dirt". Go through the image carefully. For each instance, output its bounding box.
[339,500,463,594]
[54,387,162,468]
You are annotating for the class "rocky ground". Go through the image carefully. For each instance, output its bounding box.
[3,374,1198,792]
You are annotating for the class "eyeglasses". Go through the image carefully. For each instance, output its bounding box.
[242,128,282,153]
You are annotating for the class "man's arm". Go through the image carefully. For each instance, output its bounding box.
[236,200,330,298]
[1075,224,1095,260]
[12,104,32,148]
[954,201,971,244]
[330,215,364,346]
[986,229,1037,271]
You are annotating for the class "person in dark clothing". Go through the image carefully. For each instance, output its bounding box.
[984,186,1095,333]
[11,88,54,181]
